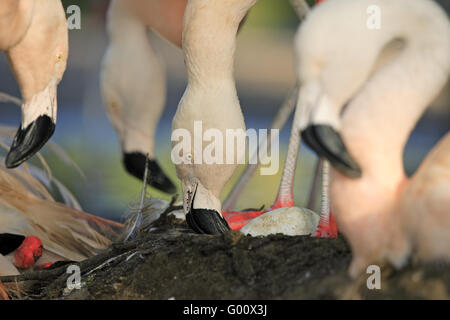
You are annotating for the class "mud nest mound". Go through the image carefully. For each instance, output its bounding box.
[5,215,450,300]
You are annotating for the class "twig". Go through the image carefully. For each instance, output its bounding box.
[83,252,129,277]
[0,92,21,106]
[124,154,149,242]
[0,240,139,284]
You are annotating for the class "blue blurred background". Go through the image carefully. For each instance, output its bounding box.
[0,0,448,221]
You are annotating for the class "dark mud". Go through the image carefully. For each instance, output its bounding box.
[12,216,450,300]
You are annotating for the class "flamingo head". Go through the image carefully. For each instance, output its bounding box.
[182,177,230,235]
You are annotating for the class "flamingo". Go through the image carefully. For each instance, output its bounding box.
[100,0,250,193]
[171,0,330,236]
[294,0,450,276]
[0,0,68,169]
[223,0,337,237]
[100,0,190,193]
[172,0,262,234]
[103,0,331,235]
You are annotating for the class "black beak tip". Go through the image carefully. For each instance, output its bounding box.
[302,124,362,179]
[186,208,231,235]
[123,152,176,194]
[5,115,55,169]
[0,233,26,255]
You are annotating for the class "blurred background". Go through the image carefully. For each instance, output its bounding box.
[0,0,448,221]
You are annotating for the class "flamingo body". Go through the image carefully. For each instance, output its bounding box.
[294,0,450,276]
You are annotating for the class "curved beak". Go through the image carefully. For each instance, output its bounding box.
[0,233,26,255]
[123,152,176,194]
[5,80,59,169]
[301,124,362,178]
[295,83,362,179]
[184,181,230,234]
[5,115,55,168]
[186,207,231,235]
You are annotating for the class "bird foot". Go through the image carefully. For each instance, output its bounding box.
[223,199,295,231]
[223,210,267,230]
[312,211,338,238]
[37,262,54,270]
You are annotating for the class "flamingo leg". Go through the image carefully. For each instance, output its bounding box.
[270,81,311,211]
[306,158,322,210]
[224,89,335,233]
[223,86,302,229]
[223,83,305,229]
[223,0,336,234]
[312,161,338,238]
[222,0,310,216]
[124,155,149,242]
[223,87,298,212]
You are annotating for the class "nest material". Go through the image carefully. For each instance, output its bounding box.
[1,206,449,300]
[121,196,184,241]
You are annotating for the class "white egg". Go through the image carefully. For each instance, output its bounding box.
[240,207,320,237]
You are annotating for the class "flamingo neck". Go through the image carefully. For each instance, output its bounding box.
[182,0,256,86]
[106,0,149,46]
[337,0,450,193]
[327,0,450,255]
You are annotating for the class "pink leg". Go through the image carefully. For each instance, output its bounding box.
[223,88,302,229]
[223,0,331,231]
[312,161,338,238]
[313,211,338,238]
[223,210,267,230]
[222,87,298,212]
[223,86,302,229]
